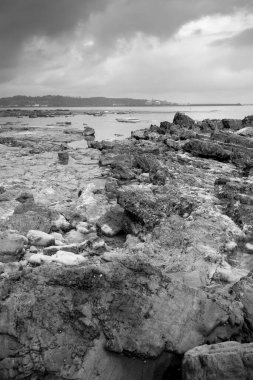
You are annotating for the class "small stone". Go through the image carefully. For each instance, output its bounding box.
[27,230,55,247]
[29,246,38,253]
[52,251,87,265]
[92,239,105,250]
[51,214,70,231]
[77,226,89,234]
[96,206,124,237]
[50,232,65,242]
[224,241,237,253]
[55,239,65,246]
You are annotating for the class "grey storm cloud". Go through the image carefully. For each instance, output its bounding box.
[1,0,253,97]
[88,0,253,45]
[1,0,253,64]
[0,0,110,68]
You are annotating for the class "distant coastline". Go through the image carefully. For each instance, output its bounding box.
[0,95,242,108]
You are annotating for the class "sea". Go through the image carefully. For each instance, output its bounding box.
[1,105,253,141]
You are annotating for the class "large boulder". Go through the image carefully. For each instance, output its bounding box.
[222,119,242,131]
[173,112,195,128]
[159,121,177,134]
[242,115,253,126]
[0,231,27,263]
[182,342,253,380]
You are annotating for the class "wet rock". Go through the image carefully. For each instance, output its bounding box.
[97,206,125,237]
[0,231,27,263]
[164,138,180,150]
[173,112,195,128]
[182,342,253,380]
[242,115,253,126]
[131,129,149,140]
[198,119,222,133]
[105,177,119,199]
[99,152,117,166]
[83,126,95,136]
[27,230,55,247]
[89,140,115,150]
[58,151,69,165]
[222,119,243,130]
[183,139,231,162]
[134,153,157,173]
[111,162,135,180]
[159,121,177,134]
[149,165,168,186]
[117,184,177,228]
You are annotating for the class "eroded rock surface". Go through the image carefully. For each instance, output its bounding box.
[1,111,253,379]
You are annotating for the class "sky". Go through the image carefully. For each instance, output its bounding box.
[0,0,253,102]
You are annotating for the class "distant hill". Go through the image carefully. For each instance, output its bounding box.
[0,95,176,107]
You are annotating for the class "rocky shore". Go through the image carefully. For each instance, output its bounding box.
[1,112,253,379]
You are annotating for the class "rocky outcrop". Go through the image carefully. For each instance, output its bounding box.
[222,118,242,130]
[182,342,253,380]
[2,111,253,379]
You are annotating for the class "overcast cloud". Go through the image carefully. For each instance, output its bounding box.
[0,0,253,102]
